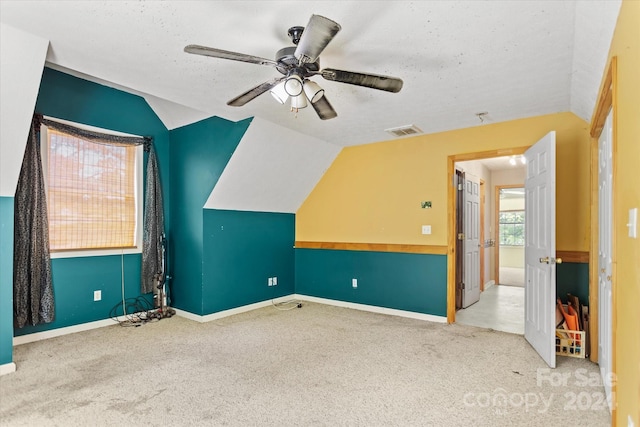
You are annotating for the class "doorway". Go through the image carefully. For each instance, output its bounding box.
[453,157,526,334]
[449,134,559,367]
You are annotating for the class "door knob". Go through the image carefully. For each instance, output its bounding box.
[607,275,611,281]
[539,257,562,264]
[601,268,606,273]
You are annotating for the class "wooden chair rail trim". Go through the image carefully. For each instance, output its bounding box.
[556,250,589,264]
[294,241,448,255]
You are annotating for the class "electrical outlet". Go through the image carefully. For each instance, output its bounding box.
[273,277,277,286]
[93,290,101,301]
[422,225,431,235]
[268,277,273,287]
[352,278,358,288]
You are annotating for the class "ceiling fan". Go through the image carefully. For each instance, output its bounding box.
[184,14,403,120]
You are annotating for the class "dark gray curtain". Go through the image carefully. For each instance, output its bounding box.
[141,146,164,294]
[13,114,165,327]
[14,115,54,328]
[36,116,164,294]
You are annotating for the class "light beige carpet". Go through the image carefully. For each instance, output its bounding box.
[0,302,610,426]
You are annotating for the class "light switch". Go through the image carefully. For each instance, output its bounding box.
[628,208,637,238]
[422,225,431,235]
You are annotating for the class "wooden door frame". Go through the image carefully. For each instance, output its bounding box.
[455,169,465,310]
[589,56,617,421]
[480,180,485,292]
[494,184,525,286]
[447,147,529,323]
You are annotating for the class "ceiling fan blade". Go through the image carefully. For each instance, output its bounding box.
[294,15,341,64]
[311,95,338,120]
[227,77,285,107]
[184,45,278,67]
[320,68,403,93]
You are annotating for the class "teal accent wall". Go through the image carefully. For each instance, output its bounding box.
[0,197,15,364]
[557,262,590,306]
[203,209,295,314]
[5,67,172,337]
[36,68,171,227]
[14,255,144,336]
[168,117,251,315]
[295,249,448,317]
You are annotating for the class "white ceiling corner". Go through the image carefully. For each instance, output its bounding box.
[569,0,622,122]
[204,117,341,213]
[143,94,212,130]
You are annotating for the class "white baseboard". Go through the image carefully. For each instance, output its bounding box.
[173,294,296,323]
[0,362,16,376]
[14,318,119,346]
[484,280,495,290]
[293,294,448,324]
[13,294,446,346]
[173,294,446,324]
[13,311,149,346]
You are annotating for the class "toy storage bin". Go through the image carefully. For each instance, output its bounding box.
[555,329,586,358]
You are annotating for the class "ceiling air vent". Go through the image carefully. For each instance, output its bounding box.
[384,124,423,138]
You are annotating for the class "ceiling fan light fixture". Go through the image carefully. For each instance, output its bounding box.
[290,94,308,110]
[284,73,304,97]
[185,14,402,120]
[303,80,324,103]
[270,81,289,104]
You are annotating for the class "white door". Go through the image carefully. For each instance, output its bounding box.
[598,110,613,409]
[524,131,557,368]
[462,173,481,308]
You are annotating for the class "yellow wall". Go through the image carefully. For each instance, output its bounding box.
[297,112,590,252]
[499,246,524,269]
[601,0,640,424]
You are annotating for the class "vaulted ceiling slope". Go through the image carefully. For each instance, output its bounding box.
[0,1,621,147]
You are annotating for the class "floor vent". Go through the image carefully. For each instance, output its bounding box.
[384,124,423,138]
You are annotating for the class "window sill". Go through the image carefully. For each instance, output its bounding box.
[50,247,142,259]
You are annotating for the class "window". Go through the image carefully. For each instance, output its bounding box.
[499,211,525,246]
[41,121,143,255]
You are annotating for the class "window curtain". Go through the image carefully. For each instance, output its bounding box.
[141,145,164,294]
[14,115,55,328]
[14,114,165,327]
[36,114,165,294]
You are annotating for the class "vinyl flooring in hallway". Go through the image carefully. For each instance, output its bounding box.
[456,284,524,335]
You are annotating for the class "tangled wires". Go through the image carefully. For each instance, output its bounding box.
[109,296,156,327]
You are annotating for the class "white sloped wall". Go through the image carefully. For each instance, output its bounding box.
[204,117,341,213]
[0,24,49,196]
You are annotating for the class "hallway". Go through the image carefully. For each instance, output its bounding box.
[456,284,524,335]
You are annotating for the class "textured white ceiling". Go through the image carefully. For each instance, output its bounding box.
[461,156,527,172]
[0,1,621,147]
